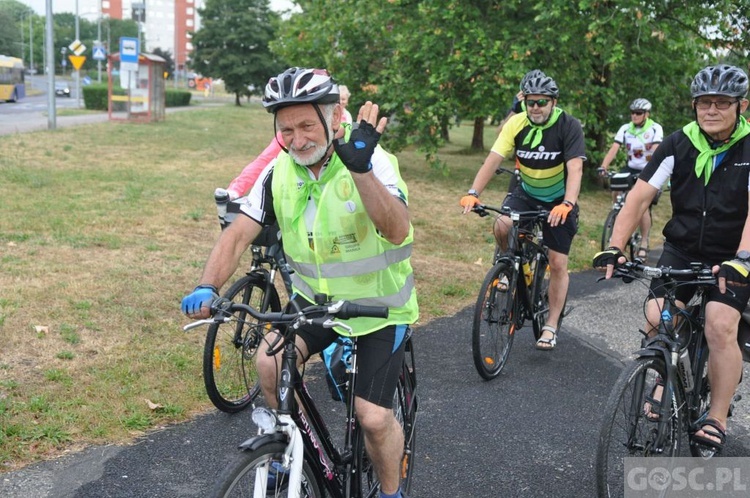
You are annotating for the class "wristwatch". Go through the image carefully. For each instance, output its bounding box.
[467,189,479,198]
[736,250,750,262]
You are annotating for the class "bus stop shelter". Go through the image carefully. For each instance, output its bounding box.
[107,52,166,123]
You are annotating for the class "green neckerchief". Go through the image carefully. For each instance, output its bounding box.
[522,107,563,149]
[291,152,342,225]
[628,118,654,140]
[683,116,750,185]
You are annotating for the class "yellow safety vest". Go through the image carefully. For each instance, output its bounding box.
[271,145,418,336]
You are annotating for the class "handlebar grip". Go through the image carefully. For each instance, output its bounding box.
[337,302,389,320]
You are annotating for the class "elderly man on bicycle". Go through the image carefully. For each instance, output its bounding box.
[182,67,418,498]
[461,73,586,351]
[594,64,750,453]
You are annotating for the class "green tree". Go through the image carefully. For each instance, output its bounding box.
[151,47,175,78]
[0,0,31,58]
[191,0,285,105]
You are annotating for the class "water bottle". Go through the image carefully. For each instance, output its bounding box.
[523,262,532,287]
[214,187,230,228]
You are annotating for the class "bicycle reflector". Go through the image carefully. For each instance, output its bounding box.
[252,407,277,432]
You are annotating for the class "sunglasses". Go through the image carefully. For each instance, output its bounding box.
[631,111,645,116]
[526,98,551,108]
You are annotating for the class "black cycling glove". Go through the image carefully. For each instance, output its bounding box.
[718,259,750,287]
[593,247,625,269]
[333,121,381,174]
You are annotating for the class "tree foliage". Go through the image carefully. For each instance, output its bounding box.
[191,0,286,105]
[270,0,750,172]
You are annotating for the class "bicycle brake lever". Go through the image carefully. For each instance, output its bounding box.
[183,317,226,332]
[320,319,353,334]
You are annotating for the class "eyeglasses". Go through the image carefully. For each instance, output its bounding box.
[631,111,645,116]
[526,98,551,108]
[694,99,739,110]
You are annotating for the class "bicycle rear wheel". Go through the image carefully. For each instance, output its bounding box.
[471,262,517,380]
[203,273,281,413]
[601,209,618,251]
[596,357,684,498]
[210,441,323,498]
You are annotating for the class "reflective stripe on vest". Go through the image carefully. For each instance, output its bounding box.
[286,244,413,279]
[291,272,416,309]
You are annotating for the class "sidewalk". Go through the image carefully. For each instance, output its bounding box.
[0,101,229,136]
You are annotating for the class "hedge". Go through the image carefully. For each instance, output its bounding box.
[82,85,192,110]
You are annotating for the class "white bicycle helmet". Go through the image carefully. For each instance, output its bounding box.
[263,67,340,113]
[522,75,559,98]
[629,98,652,112]
[690,65,748,99]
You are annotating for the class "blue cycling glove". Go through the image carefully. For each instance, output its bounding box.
[333,121,381,174]
[181,285,219,314]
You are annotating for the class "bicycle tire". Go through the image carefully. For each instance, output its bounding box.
[210,441,323,498]
[471,262,517,380]
[203,273,281,413]
[596,357,684,498]
[600,209,618,252]
[530,252,564,340]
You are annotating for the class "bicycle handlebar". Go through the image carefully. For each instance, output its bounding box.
[183,298,389,333]
[610,261,716,284]
[471,204,550,220]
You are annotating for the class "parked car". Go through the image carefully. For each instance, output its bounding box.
[55,81,71,97]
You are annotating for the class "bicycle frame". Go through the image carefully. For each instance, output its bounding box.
[494,209,549,325]
[620,263,714,451]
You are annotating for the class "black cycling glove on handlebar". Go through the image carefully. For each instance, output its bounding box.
[718,259,750,287]
[593,247,625,269]
[333,121,381,174]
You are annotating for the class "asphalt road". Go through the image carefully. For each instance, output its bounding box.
[3,267,750,498]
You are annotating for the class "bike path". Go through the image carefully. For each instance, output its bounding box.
[2,271,749,497]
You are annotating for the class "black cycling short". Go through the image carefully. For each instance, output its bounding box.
[650,242,750,313]
[291,295,407,409]
[502,185,578,255]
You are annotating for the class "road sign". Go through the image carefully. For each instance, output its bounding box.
[68,39,87,56]
[120,36,140,69]
[83,76,92,85]
[68,55,86,71]
[92,46,107,61]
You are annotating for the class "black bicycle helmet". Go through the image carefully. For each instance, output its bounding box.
[690,64,749,99]
[522,75,559,98]
[629,98,652,112]
[519,69,546,91]
[263,67,340,113]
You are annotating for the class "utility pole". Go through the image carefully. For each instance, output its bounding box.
[45,0,56,129]
[29,14,34,75]
[75,0,82,108]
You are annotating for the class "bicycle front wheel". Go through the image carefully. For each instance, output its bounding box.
[210,441,323,498]
[601,209,618,252]
[203,273,281,413]
[596,357,684,498]
[471,262,517,380]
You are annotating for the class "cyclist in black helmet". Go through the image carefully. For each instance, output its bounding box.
[594,64,750,453]
[182,67,418,498]
[461,73,586,351]
[600,97,665,259]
